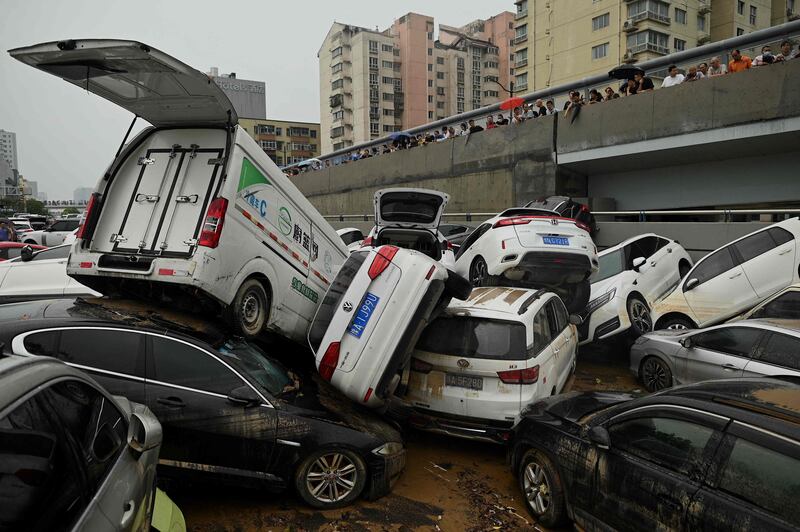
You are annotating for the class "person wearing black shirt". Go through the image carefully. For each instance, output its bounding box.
[634,72,654,92]
[468,119,484,134]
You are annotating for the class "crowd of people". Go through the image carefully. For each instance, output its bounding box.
[288,42,799,175]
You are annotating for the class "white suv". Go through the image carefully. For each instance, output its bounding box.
[453,208,598,313]
[308,245,472,409]
[401,287,578,442]
[652,218,800,330]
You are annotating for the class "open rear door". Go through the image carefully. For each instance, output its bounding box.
[9,39,237,126]
[374,188,449,231]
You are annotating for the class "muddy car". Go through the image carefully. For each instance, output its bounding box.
[510,378,800,530]
[0,298,405,509]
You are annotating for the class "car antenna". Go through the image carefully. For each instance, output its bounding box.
[115,115,139,159]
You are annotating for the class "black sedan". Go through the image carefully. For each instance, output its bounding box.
[510,378,800,530]
[0,298,405,509]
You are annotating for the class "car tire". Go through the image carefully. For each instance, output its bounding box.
[294,448,367,509]
[518,449,567,527]
[626,296,653,337]
[658,315,694,331]
[563,279,591,315]
[469,256,489,287]
[230,279,269,338]
[640,356,673,392]
[444,269,473,300]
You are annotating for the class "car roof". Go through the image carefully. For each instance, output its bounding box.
[600,233,666,255]
[446,286,551,318]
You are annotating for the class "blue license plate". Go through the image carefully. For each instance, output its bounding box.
[347,292,381,338]
[543,236,569,246]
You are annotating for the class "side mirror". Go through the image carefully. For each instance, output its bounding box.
[227,385,261,407]
[632,257,646,271]
[569,314,583,325]
[684,278,699,291]
[588,426,610,450]
[127,412,163,457]
[20,245,34,262]
[679,337,693,349]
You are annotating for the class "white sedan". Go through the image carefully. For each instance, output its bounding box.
[578,234,692,345]
[21,218,81,247]
[0,245,100,303]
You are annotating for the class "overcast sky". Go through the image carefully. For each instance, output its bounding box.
[0,0,512,199]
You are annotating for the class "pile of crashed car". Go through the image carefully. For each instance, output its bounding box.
[2,38,799,532]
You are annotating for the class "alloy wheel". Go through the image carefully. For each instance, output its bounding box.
[471,258,488,286]
[666,322,689,331]
[642,358,669,390]
[523,462,551,516]
[305,452,358,504]
[629,300,652,333]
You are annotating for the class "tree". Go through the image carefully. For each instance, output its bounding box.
[62,207,80,215]
[25,199,48,215]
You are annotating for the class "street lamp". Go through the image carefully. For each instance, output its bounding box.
[492,79,515,122]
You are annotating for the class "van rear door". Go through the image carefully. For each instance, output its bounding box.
[9,39,237,126]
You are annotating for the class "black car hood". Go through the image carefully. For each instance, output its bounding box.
[527,391,634,423]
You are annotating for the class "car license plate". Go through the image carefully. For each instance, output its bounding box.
[347,292,380,338]
[446,373,483,390]
[543,236,569,246]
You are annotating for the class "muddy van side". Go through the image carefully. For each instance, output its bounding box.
[10,39,347,342]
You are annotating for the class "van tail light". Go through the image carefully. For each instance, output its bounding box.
[411,357,434,374]
[76,193,100,240]
[493,217,534,229]
[198,197,228,248]
[497,366,539,384]
[319,342,340,381]
[362,236,374,247]
[368,245,398,279]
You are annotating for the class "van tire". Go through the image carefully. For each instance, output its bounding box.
[445,270,473,300]
[230,279,269,338]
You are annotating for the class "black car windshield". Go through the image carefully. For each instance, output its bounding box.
[217,339,293,396]
[590,249,625,283]
[416,316,528,360]
[380,192,442,223]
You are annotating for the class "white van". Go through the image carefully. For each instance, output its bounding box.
[10,39,347,342]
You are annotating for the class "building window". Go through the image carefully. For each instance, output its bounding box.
[310,130,317,138]
[427,31,433,40]
[331,127,344,138]
[592,42,609,60]
[331,63,342,74]
[383,125,399,133]
[332,110,344,121]
[382,76,394,84]
[435,101,444,109]
[626,30,669,54]
[436,87,445,96]
[517,0,528,15]
[333,142,346,151]
[381,44,393,52]
[627,0,670,23]
[370,123,379,135]
[382,92,394,101]
[592,13,610,31]
[674,38,686,51]
[484,75,499,83]
[516,25,527,39]
[428,79,433,87]
[369,72,378,85]
[674,8,686,24]
[436,57,444,65]
[331,47,342,58]
[331,79,343,90]
[750,5,757,24]
[737,1,745,15]
[484,90,499,97]
[383,109,394,116]
[515,72,528,87]
[697,15,706,31]
[259,140,277,150]
[436,71,444,79]
[428,95,433,103]
[382,60,394,68]
[369,57,378,69]
[428,111,434,119]
[737,27,745,36]
[457,57,464,70]
[483,61,499,68]
[369,40,378,53]
[428,48,432,56]
[427,63,433,72]
[394,79,402,91]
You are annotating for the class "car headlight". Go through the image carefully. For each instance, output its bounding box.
[372,442,404,456]
[586,288,616,314]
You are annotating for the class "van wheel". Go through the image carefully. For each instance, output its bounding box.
[444,270,473,300]
[230,279,269,338]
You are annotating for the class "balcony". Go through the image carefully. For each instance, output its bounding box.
[698,33,710,44]
[515,58,528,68]
[629,11,670,25]
[515,9,527,20]
[698,3,711,15]
[513,35,528,45]
[515,82,528,92]
[629,42,669,55]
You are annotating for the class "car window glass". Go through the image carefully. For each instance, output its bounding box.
[635,236,659,258]
[23,330,60,356]
[57,329,143,376]
[552,298,569,331]
[718,438,800,526]
[6,248,23,259]
[30,246,70,262]
[218,339,292,396]
[609,416,715,475]
[0,390,87,530]
[532,308,553,354]
[45,380,127,492]
[752,291,800,320]
[65,220,80,231]
[769,227,794,246]
[545,301,561,338]
[687,248,737,289]
[734,231,776,263]
[591,249,625,282]
[656,237,671,251]
[691,327,763,357]
[456,223,490,259]
[150,335,242,395]
[758,333,800,370]
[417,317,528,360]
[340,230,363,246]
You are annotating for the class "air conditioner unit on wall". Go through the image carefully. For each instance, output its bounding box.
[623,51,636,63]
[623,20,638,33]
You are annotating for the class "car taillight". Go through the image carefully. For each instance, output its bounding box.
[362,236,373,246]
[493,217,533,229]
[319,342,340,381]
[368,245,398,279]
[76,193,99,239]
[497,366,539,384]
[198,197,228,248]
[411,357,434,374]
[441,239,453,251]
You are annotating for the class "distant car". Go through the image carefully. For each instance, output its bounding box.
[579,234,692,344]
[14,214,48,230]
[0,245,100,302]
[309,245,471,409]
[9,218,34,236]
[0,355,163,531]
[523,196,597,239]
[652,218,800,330]
[630,319,800,392]
[438,223,474,248]
[403,287,578,442]
[336,227,365,253]
[361,188,456,269]
[22,218,81,246]
[453,208,598,313]
[510,378,800,530]
[0,298,406,509]
[738,283,800,321]
[0,242,46,261]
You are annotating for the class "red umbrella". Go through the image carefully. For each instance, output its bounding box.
[499,96,525,110]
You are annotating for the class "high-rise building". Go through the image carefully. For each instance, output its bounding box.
[512,0,714,92]
[206,67,267,120]
[238,118,321,167]
[0,130,19,171]
[710,0,773,41]
[319,11,515,154]
[771,0,800,26]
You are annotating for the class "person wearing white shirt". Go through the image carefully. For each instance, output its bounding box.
[661,65,685,88]
[707,56,727,76]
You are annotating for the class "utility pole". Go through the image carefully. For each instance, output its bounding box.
[493,79,516,122]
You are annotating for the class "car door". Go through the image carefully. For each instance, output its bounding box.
[626,236,665,302]
[530,304,556,398]
[677,326,765,383]
[0,246,71,300]
[145,333,277,478]
[545,297,574,391]
[682,246,758,326]
[42,221,66,247]
[742,331,800,378]
[650,237,682,298]
[454,223,491,271]
[592,409,726,531]
[735,227,796,299]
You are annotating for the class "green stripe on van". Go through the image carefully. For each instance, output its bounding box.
[238,158,271,192]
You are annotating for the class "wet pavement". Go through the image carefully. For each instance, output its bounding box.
[170,340,641,531]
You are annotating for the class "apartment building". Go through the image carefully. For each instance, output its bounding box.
[512,0,713,92]
[318,12,514,154]
[239,118,321,167]
[710,0,773,40]
[0,130,18,172]
[771,0,800,25]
